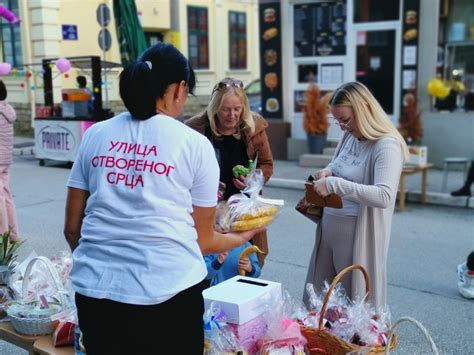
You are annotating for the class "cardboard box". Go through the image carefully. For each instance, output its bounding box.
[407,146,428,166]
[202,276,282,325]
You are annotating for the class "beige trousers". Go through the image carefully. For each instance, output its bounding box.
[0,165,19,240]
[306,213,357,301]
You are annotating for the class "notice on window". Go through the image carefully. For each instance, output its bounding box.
[320,64,343,85]
[370,57,381,70]
[403,46,417,65]
[402,70,417,89]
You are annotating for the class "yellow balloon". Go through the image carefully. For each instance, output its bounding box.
[453,81,465,92]
[427,78,444,97]
[436,86,450,99]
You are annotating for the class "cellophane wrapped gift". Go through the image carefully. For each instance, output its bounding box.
[51,309,77,346]
[10,251,73,305]
[215,169,284,232]
[302,282,391,348]
[203,302,246,354]
[256,291,307,354]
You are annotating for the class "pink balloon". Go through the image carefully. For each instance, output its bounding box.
[0,5,19,24]
[56,58,71,73]
[0,62,12,75]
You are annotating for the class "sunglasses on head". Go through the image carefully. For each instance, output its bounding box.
[212,79,244,93]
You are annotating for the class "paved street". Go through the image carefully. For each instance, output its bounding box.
[2,154,473,354]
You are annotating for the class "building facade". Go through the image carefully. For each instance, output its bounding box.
[278,0,473,166]
[3,0,260,133]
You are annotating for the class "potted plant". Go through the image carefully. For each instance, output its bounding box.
[303,82,331,154]
[0,229,24,285]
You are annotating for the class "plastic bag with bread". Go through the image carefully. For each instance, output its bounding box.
[215,169,284,232]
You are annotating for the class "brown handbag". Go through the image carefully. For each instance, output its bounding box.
[295,177,343,223]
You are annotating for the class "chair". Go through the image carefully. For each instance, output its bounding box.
[442,157,469,192]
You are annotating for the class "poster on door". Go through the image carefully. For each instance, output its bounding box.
[400,0,420,111]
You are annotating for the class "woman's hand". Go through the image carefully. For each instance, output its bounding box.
[313,177,329,197]
[217,181,226,201]
[236,227,267,244]
[238,257,252,273]
[232,177,247,190]
[315,169,332,180]
[217,252,228,264]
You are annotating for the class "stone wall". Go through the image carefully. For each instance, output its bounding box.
[11,103,33,137]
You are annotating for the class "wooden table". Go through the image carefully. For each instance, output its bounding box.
[0,322,73,355]
[34,336,73,355]
[399,163,433,212]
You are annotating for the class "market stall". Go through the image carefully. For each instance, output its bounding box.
[34,56,121,166]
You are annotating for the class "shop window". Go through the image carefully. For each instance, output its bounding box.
[293,2,346,57]
[439,0,474,111]
[354,0,400,23]
[187,6,209,69]
[145,32,164,47]
[229,11,247,70]
[0,0,22,67]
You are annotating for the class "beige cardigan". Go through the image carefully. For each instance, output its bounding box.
[305,132,403,310]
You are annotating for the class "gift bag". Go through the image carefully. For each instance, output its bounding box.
[52,316,76,346]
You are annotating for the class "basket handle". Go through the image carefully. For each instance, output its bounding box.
[384,317,439,355]
[318,264,370,330]
[22,256,69,307]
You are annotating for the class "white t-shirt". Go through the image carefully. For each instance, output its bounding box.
[67,112,219,305]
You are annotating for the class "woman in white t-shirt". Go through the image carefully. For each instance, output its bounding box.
[64,43,263,355]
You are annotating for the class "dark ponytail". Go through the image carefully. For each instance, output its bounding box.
[119,42,196,120]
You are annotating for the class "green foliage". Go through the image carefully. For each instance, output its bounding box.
[0,229,24,266]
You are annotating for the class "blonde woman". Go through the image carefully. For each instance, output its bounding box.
[186,77,273,267]
[305,81,409,310]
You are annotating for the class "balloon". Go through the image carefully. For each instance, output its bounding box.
[0,62,11,75]
[427,78,443,97]
[436,86,450,99]
[56,58,71,73]
[427,78,450,99]
[0,5,19,24]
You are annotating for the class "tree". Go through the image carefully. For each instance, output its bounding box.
[303,83,330,135]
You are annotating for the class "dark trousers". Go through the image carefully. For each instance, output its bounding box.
[75,281,205,355]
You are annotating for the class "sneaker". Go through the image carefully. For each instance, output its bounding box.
[457,262,474,299]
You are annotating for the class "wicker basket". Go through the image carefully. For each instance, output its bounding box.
[384,317,438,354]
[300,264,398,355]
[7,256,69,336]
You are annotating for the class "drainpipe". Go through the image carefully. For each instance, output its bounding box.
[168,0,180,48]
[20,1,36,130]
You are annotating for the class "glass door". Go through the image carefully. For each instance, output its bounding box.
[356,29,396,114]
[348,0,402,123]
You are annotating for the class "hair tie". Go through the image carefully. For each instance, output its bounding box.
[145,61,152,70]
